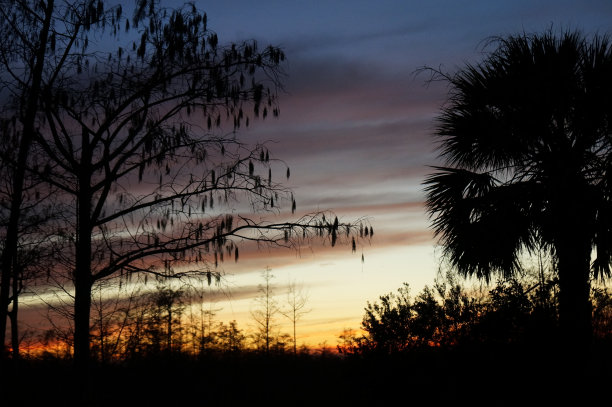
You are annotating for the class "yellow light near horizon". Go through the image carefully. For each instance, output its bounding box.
[207,243,438,348]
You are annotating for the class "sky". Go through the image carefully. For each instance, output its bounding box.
[18,0,612,349]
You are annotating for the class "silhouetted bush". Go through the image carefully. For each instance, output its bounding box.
[339,270,612,355]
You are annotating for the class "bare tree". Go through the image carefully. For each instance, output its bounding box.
[89,278,145,362]
[281,280,311,355]
[251,267,281,354]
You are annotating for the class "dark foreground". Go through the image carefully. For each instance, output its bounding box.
[2,344,610,406]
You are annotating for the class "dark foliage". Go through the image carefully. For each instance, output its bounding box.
[2,343,610,406]
[423,29,612,348]
[339,271,612,355]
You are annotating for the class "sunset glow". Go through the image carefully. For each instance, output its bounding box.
[9,0,612,353]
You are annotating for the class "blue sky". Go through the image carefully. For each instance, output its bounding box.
[163,0,611,345]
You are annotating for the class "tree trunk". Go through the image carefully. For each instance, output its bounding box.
[73,125,93,372]
[548,164,594,356]
[8,304,18,361]
[0,201,21,360]
[10,264,19,359]
[0,166,26,363]
[554,224,592,400]
[74,273,92,369]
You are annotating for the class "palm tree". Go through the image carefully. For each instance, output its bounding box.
[424,30,612,350]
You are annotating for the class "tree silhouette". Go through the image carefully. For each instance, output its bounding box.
[280,280,310,355]
[0,0,155,364]
[251,267,281,354]
[0,1,367,373]
[424,29,612,350]
[146,286,185,355]
[361,283,414,353]
[357,277,479,352]
[0,0,70,362]
[33,2,289,369]
[216,320,246,354]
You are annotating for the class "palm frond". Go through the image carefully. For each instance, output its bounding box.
[424,167,538,281]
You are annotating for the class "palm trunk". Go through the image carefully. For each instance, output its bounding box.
[556,246,592,349]
[554,197,593,354]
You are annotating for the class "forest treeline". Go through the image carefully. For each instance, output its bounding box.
[4,268,611,406]
[31,284,276,361]
[21,271,311,361]
[15,266,611,363]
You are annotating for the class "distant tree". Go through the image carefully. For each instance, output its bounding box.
[122,291,150,360]
[89,280,145,362]
[251,267,281,354]
[91,281,122,362]
[144,286,185,355]
[280,280,311,355]
[315,340,333,357]
[216,320,246,353]
[424,29,612,351]
[336,328,365,355]
[185,282,222,356]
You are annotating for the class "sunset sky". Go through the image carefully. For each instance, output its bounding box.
[19,0,612,349]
